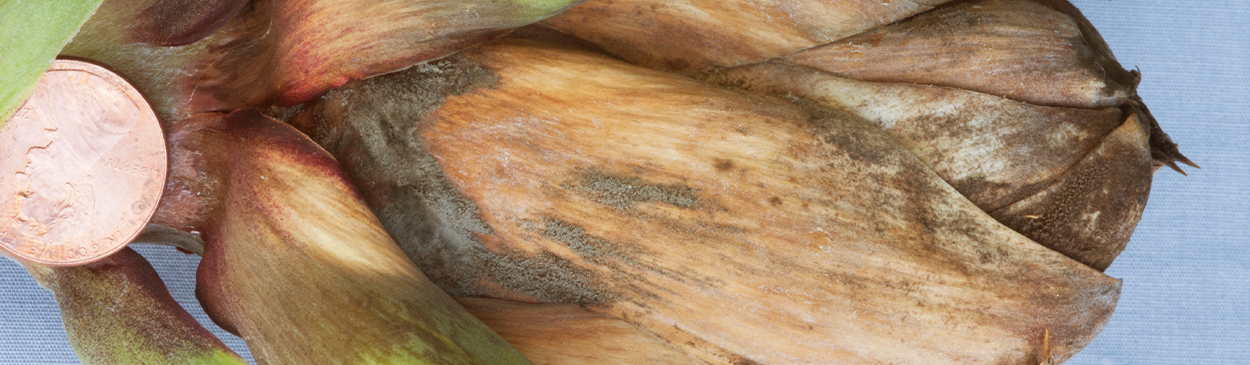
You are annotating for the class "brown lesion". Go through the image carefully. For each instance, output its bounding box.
[989,113,1153,271]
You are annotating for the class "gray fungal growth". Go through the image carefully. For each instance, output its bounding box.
[541,217,638,267]
[292,52,624,304]
[566,170,701,211]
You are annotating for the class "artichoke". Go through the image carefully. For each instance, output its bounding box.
[2,0,1192,364]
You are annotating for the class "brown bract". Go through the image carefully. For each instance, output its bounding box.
[707,62,1125,213]
[701,0,1188,270]
[784,0,1136,109]
[293,28,1120,364]
[63,0,585,121]
[457,297,707,365]
[153,109,531,364]
[704,60,1146,271]
[21,247,247,364]
[544,0,952,73]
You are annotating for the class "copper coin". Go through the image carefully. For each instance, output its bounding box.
[0,59,166,266]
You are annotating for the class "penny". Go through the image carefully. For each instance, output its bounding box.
[0,59,166,266]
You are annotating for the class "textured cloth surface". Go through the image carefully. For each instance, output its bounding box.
[2,1,1247,364]
[1,244,254,364]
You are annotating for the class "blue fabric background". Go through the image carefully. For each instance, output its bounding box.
[2,1,1247,363]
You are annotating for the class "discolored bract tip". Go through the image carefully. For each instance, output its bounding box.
[127,0,251,46]
[1130,95,1198,175]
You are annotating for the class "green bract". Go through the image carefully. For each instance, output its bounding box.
[0,0,103,127]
